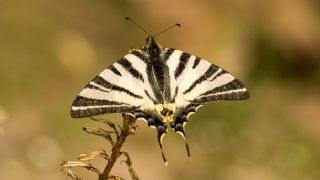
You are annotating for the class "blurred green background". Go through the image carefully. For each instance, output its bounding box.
[1,0,320,179]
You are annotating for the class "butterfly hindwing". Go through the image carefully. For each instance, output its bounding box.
[166,48,249,107]
[164,48,249,158]
[71,51,156,118]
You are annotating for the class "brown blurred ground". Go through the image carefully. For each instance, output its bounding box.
[0,0,320,179]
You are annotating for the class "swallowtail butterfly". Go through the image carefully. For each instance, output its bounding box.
[71,18,249,164]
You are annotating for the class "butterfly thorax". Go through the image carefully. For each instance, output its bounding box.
[141,36,173,110]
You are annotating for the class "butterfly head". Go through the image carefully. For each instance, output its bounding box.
[145,36,160,48]
[144,36,163,57]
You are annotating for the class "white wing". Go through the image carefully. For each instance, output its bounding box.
[165,48,249,107]
[71,50,156,118]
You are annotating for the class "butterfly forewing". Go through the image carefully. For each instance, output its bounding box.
[71,51,155,118]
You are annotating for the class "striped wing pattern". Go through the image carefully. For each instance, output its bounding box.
[71,48,248,118]
[160,48,249,161]
[71,51,154,118]
[166,48,249,107]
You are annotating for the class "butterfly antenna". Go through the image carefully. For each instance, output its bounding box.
[154,23,181,37]
[125,17,151,36]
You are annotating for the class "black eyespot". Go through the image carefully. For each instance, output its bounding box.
[175,115,182,124]
[181,114,187,121]
[161,108,169,116]
[157,125,166,135]
[134,111,145,119]
[147,117,155,127]
[174,123,183,132]
[186,106,196,113]
[170,122,175,128]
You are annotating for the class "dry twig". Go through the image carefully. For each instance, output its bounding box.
[61,113,140,180]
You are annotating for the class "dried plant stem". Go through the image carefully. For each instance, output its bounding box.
[99,114,136,180]
[61,113,139,180]
[121,152,139,180]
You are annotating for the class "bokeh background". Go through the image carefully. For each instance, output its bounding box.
[1,0,320,179]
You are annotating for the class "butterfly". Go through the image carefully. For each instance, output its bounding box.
[70,18,249,165]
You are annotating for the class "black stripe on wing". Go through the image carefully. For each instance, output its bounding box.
[86,84,109,93]
[192,79,249,104]
[164,48,175,62]
[131,50,148,63]
[118,58,145,82]
[71,106,137,118]
[170,86,179,103]
[209,70,225,82]
[72,96,129,107]
[109,65,122,76]
[192,57,201,69]
[174,52,191,78]
[71,96,138,118]
[93,75,143,99]
[201,79,245,96]
[144,90,158,104]
[183,65,220,94]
